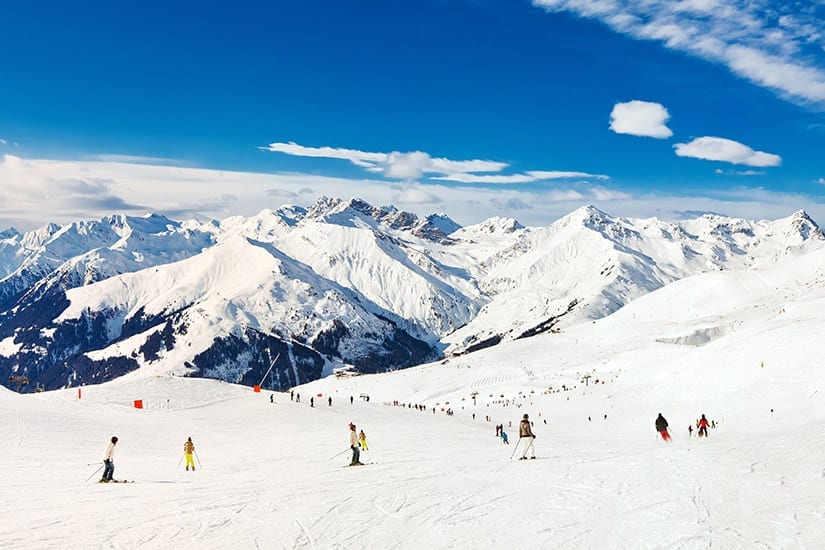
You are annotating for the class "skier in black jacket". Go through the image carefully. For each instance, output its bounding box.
[655,413,671,441]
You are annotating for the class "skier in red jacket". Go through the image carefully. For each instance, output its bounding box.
[697,414,709,437]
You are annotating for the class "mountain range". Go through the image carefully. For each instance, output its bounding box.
[1,197,822,391]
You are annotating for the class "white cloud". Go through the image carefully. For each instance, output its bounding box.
[818,178,825,185]
[674,137,782,167]
[609,100,673,138]
[392,185,444,205]
[262,141,507,180]
[532,0,825,105]
[0,138,7,146]
[262,141,604,185]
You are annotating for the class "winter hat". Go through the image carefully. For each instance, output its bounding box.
[523,414,529,419]
[111,436,118,443]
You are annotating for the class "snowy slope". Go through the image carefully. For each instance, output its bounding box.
[2,245,824,548]
[438,206,823,353]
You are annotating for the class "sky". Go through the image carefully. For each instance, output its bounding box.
[1,0,824,231]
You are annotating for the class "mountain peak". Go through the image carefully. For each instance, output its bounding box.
[558,204,614,230]
[425,213,461,236]
[303,196,452,241]
[0,227,21,240]
[776,209,823,241]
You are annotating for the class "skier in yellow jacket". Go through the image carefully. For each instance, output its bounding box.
[184,437,196,471]
[358,429,369,451]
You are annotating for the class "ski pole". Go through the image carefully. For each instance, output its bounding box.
[86,463,104,482]
[194,450,202,468]
[510,438,523,460]
[177,453,185,470]
[329,448,350,460]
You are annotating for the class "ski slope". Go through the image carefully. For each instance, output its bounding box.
[2,249,825,549]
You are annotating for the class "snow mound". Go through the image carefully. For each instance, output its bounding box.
[655,322,739,346]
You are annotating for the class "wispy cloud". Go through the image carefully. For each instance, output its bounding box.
[532,0,825,106]
[433,170,609,184]
[674,137,781,167]
[609,100,673,138]
[0,138,7,146]
[262,141,607,184]
[818,178,825,185]
[86,154,195,167]
[715,168,766,176]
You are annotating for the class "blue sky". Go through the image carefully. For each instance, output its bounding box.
[1,0,824,230]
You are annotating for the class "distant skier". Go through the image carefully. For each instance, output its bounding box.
[501,430,509,445]
[688,424,693,437]
[310,396,314,407]
[100,436,118,482]
[270,394,274,404]
[655,413,671,441]
[349,423,363,465]
[359,429,369,451]
[296,393,300,403]
[350,395,354,405]
[183,437,196,471]
[328,396,332,407]
[698,414,709,437]
[290,390,294,401]
[518,414,536,460]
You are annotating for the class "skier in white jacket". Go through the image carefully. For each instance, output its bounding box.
[348,423,363,466]
[101,436,118,482]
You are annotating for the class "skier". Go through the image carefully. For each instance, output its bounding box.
[348,423,363,465]
[100,436,118,482]
[698,414,709,437]
[328,396,332,407]
[350,395,354,405]
[501,430,509,444]
[296,393,300,403]
[270,394,274,404]
[518,414,536,460]
[183,437,196,471]
[310,396,314,408]
[359,429,369,451]
[655,413,671,441]
[290,390,294,401]
[688,424,693,437]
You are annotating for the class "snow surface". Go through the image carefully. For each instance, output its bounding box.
[2,245,824,549]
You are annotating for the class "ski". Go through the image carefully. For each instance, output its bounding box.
[99,479,133,483]
[342,462,374,468]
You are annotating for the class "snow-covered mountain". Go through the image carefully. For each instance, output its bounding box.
[0,197,822,392]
